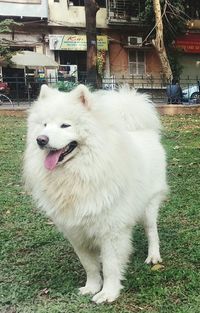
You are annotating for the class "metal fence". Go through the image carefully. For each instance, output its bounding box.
[102,75,200,104]
[0,74,200,106]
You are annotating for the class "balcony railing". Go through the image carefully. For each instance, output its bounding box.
[107,0,143,25]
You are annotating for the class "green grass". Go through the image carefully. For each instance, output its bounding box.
[0,114,200,313]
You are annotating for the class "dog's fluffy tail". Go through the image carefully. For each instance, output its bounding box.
[118,86,161,132]
[96,85,161,133]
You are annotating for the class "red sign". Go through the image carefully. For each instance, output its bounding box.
[175,34,200,54]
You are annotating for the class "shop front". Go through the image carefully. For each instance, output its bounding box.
[174,33,200,77]
[49,34,108,82]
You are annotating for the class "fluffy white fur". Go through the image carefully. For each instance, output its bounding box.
[23,84,168,304]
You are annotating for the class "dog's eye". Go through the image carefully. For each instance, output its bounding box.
[61,124,71,128]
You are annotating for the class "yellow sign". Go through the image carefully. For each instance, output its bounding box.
[49,35,108,51]
[97,36,108,51]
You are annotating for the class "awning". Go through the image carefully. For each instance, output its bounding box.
[11,51,59,69]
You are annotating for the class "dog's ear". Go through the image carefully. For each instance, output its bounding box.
[72,84,92,109]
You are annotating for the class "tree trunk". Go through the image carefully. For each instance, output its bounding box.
[152,0,172,81]
[84,0,101,88]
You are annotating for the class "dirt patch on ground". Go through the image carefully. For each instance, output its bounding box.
[0,110,27,117]
[156,104,200,115]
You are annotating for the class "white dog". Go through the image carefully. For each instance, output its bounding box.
[23,84,168,304]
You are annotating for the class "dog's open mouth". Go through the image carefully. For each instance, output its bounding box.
[44,141,78,170]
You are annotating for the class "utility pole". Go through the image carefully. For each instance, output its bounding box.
[84,0,100,88]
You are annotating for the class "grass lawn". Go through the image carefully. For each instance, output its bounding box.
[0,114,200,313]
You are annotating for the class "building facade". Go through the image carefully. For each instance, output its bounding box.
[0,0,199,84]
[0,0,164,83]
[47,0,163,81]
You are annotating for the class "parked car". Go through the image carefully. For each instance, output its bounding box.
[182,84,200,102]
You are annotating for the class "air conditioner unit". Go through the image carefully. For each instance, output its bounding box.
[128,36,143,46]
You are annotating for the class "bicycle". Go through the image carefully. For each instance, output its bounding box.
[0,93,13,105]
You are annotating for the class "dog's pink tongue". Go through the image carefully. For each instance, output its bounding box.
[44,149,63,170]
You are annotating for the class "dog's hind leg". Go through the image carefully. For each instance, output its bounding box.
[92,230,132,304]
[74,246,102,295]
[143,194,163,264]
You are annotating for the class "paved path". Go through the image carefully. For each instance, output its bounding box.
[0,103,31,110]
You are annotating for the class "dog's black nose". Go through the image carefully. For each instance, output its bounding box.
[36,135,49,147]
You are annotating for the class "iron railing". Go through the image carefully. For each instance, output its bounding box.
[0,74,199,106]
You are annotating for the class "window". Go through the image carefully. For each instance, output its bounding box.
[71,0,106,7]
[129,50,145,75]
[72,0,84,5]
[97,0,106,8]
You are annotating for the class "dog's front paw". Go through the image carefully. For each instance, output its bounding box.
[145,254,162,264]
[92,288,120,304]
[79,279,102,296]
